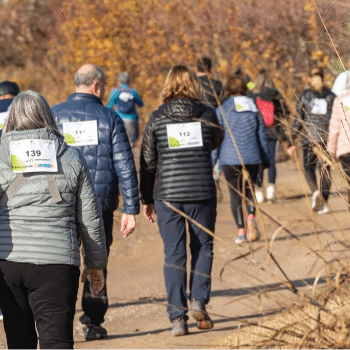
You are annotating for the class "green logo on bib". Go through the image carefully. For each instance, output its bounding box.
[11,155,26,171]
[64,133,76,145]
[236,104,243,111]
[169,137,180,148]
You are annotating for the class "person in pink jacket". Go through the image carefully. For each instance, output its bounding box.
[327,88,350,210]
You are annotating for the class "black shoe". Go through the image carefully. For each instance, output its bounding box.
[82,324,107,341]
[189,299,213,330]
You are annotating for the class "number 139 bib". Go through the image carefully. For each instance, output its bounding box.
[166,122,203,149]
[10,139,58,173]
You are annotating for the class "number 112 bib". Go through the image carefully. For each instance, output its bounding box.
[166,122,203,149]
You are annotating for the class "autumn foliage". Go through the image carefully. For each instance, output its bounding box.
[0,0,349,125]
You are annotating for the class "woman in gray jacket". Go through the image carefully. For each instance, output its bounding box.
[0,91,107,349]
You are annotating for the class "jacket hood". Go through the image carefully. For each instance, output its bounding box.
[160,98,205,122]
[0,128,67,167]
[257,87,278,101]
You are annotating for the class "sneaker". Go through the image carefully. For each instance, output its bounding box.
[171,318,189,336]
[266,184,276,202]
[311,190,321,211]
[247,214,260,242]
[82,324,107,341]
[317,205,330,215]
[235,228,247,244]
[255,188,264,203]
[189,299,213,330]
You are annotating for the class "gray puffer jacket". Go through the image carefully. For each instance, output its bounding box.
[0,128,107,269]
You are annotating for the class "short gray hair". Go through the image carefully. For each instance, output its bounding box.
[3,90,62,138]
[74,64,106,87]
[118,72,129,84]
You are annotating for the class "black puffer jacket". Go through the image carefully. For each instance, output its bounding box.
[292,87,336,145]
[198,76,224,108]
[140,98,223,204]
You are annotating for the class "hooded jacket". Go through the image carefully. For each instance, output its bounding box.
[292,87,336,146]
[52,93,139,214]
[140,98,223,204]
[0,128,107,269]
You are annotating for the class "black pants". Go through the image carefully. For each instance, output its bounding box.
[303,145,331,201]
[222,164,260,229]
[0,260,79,349]
[81,210,114,326]
[256,139,278,186]
[339,153,350,209]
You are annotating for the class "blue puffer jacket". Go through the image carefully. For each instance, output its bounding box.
[52,93,140,214]
[212,95,270,166]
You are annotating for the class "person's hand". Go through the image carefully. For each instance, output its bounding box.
[143,204,156,223]
[81,268,104,296]
[287,145,295,156]
[120,213,136,238]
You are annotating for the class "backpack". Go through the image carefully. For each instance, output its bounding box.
[117,87,134,114]
[256,97,275,127]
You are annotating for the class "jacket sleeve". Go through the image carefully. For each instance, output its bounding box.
[291,93,305,141]
[332,72,348,97]
[257,111,270,167]
[272,95,289,141]
[327,96,342,155]
[107,89,119,110]
[211,107,223,166]
[133,89,144,107]
[76,155,107,270]
[111,114,140,214]
[140,113,157,204]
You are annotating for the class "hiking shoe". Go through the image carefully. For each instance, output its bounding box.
[189,299,213,330]
[247,214,260,242]
[82,324,107,341]
[171,318,189,336]
[255,188,264,203]
[235,228,247,244]
[317,205,330,215]
[266,184,276,202]
[311,190,322,211]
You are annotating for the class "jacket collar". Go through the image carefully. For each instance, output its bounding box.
[67,93,103,105]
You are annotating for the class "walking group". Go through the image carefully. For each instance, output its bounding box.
[0,55,349,348]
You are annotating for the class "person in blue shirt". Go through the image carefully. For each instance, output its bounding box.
[107,72,144,148]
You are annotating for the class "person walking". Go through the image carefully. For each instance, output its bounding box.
[0,81,20,131]
[212,74,270,244]
[288,67,336,214]
[247,69,289,203]
[327,87,350,210]
[107,72,143,148]
[140,65,223,336]
[52,64,139,341]
[0,90,107,349]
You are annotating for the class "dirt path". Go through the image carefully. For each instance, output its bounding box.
[0,157,349,349]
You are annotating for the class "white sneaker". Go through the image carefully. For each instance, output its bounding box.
[255,188,264,203]
[311,190,320,211]
[266,184,276,202]
[317,205,329,215]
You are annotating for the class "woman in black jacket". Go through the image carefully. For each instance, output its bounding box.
[288,67,336,214]
[140,65,222,337]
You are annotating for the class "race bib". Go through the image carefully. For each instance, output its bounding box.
[0,111,9,129]
[311,98,327,115]
[234,96,258,112]
[166,122,203,149]
[10,139,57,173]
[342,96,350,111]
[63,120,98,146]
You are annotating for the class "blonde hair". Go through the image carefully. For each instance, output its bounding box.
[309,67,324,93]
[3,90,63,138]
[160,65,204,104]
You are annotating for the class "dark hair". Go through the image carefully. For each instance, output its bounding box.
[0,81,20,96]
[252,68,275,93]
[225,75,248,96]
[196,57,212,73]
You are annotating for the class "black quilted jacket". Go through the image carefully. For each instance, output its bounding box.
[292,87,336,145]
[140,98,223,204]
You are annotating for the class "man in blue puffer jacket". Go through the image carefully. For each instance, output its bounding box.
[52,63,140,341]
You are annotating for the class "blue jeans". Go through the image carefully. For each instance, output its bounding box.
[154,198,216,322]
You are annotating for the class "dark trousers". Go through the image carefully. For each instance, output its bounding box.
[339,153,350,210]
[154,199,216,322]
[0,260,79,349]
[81,210,114,326]
[222,164,260,229]
[256,139,278,187]
[303,145,331,201]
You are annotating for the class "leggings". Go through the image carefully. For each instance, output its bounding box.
[222,164,260,228]
[303,145,331,201]
[256,139,278,187]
